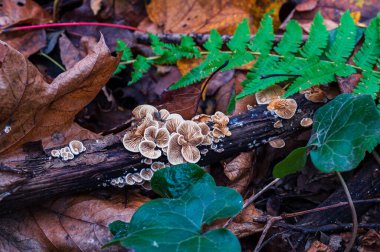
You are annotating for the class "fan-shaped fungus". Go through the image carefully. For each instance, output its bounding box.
[140,168,154,181]
[269,138,286,148]
[255,85,285,104]
[51,149,61,158]
[69,140,86,155]
[301,86,327,103]
[151,161,166,171]
[273,120,283,128]
[125,174,135,185]
[132,104,158,119]
[267,99,298,119]
[300,118,313,127]
[192,114,212,123]
[138,140,161,159]
[164,113,184,133]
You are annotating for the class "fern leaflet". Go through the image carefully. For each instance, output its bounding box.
[128,55,151,85]
[300,12,328,58]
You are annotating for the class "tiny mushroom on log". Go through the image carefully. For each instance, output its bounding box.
[267,98,298,119]
[131,173,143,184]
[69,140,86,155]
[51,149,61,158]
[211,111,231,138]
[167,121,204,165]
[300,118,313,127]
[138,140,161,159]
[125,174,135,185]
[192,114,212,123]
[140,168,154,181]
[269,138,286,148]
[301,86,328,103]
[123,114,159,152]
[273,120,283,128]
[164,113,184,133]
[132,104,158,119]
[198,122,212,145]
[60,147,74,160]
[151,161,166,171]
[255,84,285,104]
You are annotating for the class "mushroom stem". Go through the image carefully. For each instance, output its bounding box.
[336,171,358,252]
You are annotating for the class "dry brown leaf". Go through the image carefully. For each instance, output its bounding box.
[0,36,119,155]
[307,240,334,252]
[90,0,103,15]
[0,0,51,56]
[0,192,149,251]
[359,229,380,252]
[59,33,81,70]
[146,0,253,35]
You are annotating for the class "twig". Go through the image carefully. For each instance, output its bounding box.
[223,178,280,228]
[0,22,146,33]
[336,172,358,252]
[276,222,380,233]
[53,0,60,22]
[372,151,380,166]
[38,52,66,72]
[254,217,275,252]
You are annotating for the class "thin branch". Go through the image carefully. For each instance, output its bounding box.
[336,172,358,252]
[38,52,66,72]
[254,217,275,252]
[223,178,280,228]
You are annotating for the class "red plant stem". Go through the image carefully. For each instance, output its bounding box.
[1,22,146,33]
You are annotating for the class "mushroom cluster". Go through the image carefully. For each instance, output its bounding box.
[51,140,86,161]
[122,105,231,166]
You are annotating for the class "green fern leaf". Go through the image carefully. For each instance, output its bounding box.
[114,39,132,74]
[300,12,328,58]
[353,71,380,99]
[274,20,302,56]
[285,62,350,96]
[248,13,274,55]
[227,18,250,52]
[128,55,151,85]
[353,18,380,70]
[204,29,223,52]
[326,11,356,63]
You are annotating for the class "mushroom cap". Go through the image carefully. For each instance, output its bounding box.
[125,174,135,185]
[177,121,203,146]
[132,105,158,119]
[131,173,143,183]
[211,111,229,126]
[267,98,297,119]
[151,161,166,171]
[301,86,327,103]
[181,145,201,163]
[156,128,170,148]
[51,149,61,158]
[164,113,184,133]
[213,124,231,137]
[255,85,285,104]
[269,138,286,148]
[69,140,85,155]
[158,109,170,120]
[123,116,159,152]
[143,158,153,165]
[141,181,152,190]
[192,114,212,123]
[273,120,283,128]
[198,123,210,136]
[61,151,75,161]
[300,118,313,127]
[139,140,161,159]
[140,168,154,181]
[167,133,185,165]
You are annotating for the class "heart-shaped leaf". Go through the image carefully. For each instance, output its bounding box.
[273,146,309,178]
[308,94,380,172]
[106,164,243,252]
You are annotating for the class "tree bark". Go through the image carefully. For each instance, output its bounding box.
[0,95,321,213]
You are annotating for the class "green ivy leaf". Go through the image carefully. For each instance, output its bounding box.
[273,146,309,178]
[151,163,214,198]
[106,163,243,252]
[308,93,380,172]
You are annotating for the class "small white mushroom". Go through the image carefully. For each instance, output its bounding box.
[69,140,86,155]
[140,168,154,181]
[141,181,152,190]
[300,118,313,127]
[51,149,61,158]
[267,99,298,119]
[143,158,153,165]
[131,173,143,183]
[273,120,283,128]
[269,139,286,148]
[255,85,285,104]
[151,161,166,171]
[125,174,135,185]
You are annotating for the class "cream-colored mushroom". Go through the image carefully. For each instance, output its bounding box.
[211,111,229,126]
[273,120,283,128]
[51,149,61,158]
[59,147,74,161]
[138,140,161,159]
[151,161,166,171]
[198,122,212,145]
[142,181,152,190]
[300,118,313,127]
[301,86,327,103]
[158,109,170,120]
[125,173,135,185]
[267,98,298,119]
[131,173,144,184]
[213,124,231,138]
[143,158,153,165]
[255,85,285,104]
[69,140,86,155]
[167,134,185,165]
[144,126,170,148]
[269,139,286,148]
[123,114,159,152]
[164,113,184,133]
[140,168,154,181]
[192,114,212,123]
[132,104,158,119]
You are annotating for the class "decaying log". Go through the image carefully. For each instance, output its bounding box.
[0,95,321,213]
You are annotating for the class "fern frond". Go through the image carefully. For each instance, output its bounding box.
[114,39,132,74]
[353,18,380,70]
[300,12,328,58]
[353,71,380,99]
[248,13,274,55]
[227,18,250,52]
[326,11,356,63]
[274,20,302,56]
[204,29,223,52]
[128,55,151,85]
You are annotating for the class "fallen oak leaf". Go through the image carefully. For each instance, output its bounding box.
[0,35,120,155]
